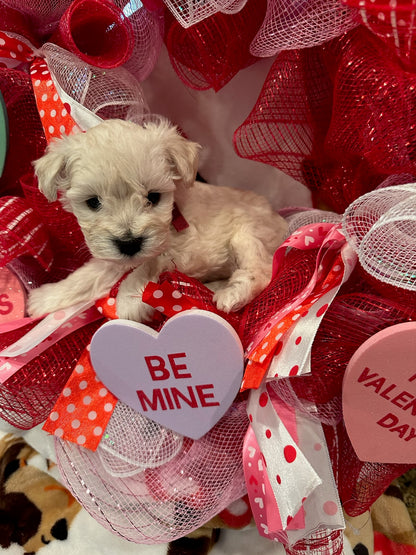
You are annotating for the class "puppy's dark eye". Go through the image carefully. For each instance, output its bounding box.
[147,192,161,206]
[86,196,101,211]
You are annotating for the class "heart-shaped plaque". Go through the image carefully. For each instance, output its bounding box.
[343,321,416,464]
[90,309,244,439]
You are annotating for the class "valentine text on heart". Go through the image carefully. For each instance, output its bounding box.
[357,366,416,442]
[136,352,220,411]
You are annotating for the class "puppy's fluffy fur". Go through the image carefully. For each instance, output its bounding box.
[28,119,287,322]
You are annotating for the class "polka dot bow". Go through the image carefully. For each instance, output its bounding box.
[0,31,80,142]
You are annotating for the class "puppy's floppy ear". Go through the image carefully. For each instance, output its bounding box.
[165,128,201,189]
[33,137,71,202]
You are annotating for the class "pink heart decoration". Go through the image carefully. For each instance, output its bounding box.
[90,310,244,439]
[343,322,416,464]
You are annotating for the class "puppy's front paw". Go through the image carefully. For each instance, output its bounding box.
[27,283,65,317]
[115,293,155,323]
[213,285,249,313]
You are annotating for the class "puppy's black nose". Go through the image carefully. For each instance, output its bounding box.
[114,237,143,256]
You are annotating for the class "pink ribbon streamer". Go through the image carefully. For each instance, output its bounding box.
[243,224,357,546]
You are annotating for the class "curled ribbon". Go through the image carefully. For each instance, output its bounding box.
[243,223,357,548]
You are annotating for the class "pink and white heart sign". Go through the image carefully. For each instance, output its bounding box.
[343,321,416,464]
[90,310,244,439]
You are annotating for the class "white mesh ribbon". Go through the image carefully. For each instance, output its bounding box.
[342,183,416,291]
[163,0,248,28]
[40,42,150,130]
[55,399,248,543]
[249,0,359,58]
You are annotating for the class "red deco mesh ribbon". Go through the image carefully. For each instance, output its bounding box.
[0,317,103,429]
[234,26,416,212]
[343,0,416,70]
[0,69,47,197]
[164,0,267,92]
[0,196,53,271]
[1,0,164,81]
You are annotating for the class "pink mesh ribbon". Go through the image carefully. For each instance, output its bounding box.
[342,183,416,296]
[165,1,267,91]
[249,0,359,57]
[234,27,416,212]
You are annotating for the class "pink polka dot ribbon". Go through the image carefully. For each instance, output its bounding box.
[0,31,80,143]
[242,225,355,545]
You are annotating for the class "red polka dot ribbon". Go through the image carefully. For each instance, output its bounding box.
[0,31,80,143]
[243,224,356,545]
[30,58,79,142]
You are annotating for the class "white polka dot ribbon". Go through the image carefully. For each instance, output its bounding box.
[0,31,80,142]
[243,229,356,544]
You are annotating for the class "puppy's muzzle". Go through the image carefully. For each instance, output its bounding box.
[114,236,144,256]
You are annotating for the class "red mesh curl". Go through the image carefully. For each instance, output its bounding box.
[50,0,135,69]
[0,319,103,429]
[0,69,47,197]
[239,247,319,350]
[250,0,359,57]
[0,1,39,44]
[1,0,71,39]
[20,172,89,274]
[327,420,413,518]
[343,0,416,70]
[285,528,343,555]
[165,0,267,92]
[0,196,53,270]
[235,27,416,212]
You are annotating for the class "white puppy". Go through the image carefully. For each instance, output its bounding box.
[28,119,287,322]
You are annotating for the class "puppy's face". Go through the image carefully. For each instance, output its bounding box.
[34,119,200,264]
